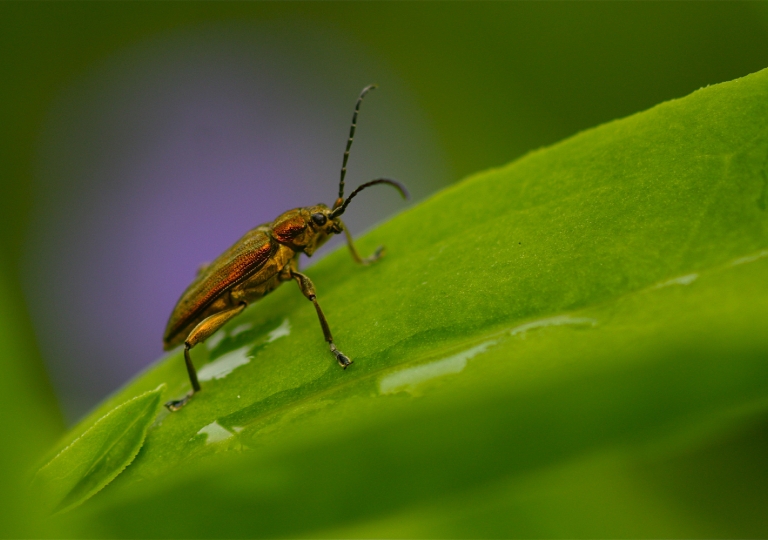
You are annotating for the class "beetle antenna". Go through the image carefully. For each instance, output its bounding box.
[335,84,378,209]
[330,178,409,218]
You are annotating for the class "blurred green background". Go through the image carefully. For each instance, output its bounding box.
[3,2,768,536]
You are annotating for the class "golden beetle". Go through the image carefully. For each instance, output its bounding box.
[162,85,408,411]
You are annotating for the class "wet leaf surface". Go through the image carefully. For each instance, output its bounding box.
[53,68,768,537]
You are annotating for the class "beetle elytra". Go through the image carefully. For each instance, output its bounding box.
[163,84,408,411]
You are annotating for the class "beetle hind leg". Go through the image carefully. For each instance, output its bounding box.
[164,346,199,411]
[165,302,247,412]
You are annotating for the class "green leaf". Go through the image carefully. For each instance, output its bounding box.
[31,384,165,514]
[55,68,768,537]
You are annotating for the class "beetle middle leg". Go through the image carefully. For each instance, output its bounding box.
[290,270,352,368]
[165,302,246,411]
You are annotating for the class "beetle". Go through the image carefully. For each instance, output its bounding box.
[162,84,408,411]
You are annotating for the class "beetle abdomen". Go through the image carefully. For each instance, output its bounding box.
[163,227,276,347]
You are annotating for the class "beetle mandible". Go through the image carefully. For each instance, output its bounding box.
[162,84,408,411]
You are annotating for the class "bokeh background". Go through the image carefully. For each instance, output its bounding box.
[3,2,768,534]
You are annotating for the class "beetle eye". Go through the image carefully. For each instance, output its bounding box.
[311,213,327,226]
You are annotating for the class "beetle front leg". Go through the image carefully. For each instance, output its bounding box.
[340,219,385,266]
[166,302,246,411]
[290,270,352,368]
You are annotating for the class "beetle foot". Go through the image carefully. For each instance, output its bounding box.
[362,246,386,265]
[165,391,194,412]
[330,344,353,369]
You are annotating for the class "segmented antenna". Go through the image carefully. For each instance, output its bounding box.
[337,84,378,207]
[330,178,409,219]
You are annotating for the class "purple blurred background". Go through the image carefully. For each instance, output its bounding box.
[22,23,449,423]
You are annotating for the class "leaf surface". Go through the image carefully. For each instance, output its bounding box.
[31,385,165,514]
[54,69,768,537]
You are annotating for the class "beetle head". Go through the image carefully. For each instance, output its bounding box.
[303,204,344,256]
[271,205,341,256]
[304,176,410,254]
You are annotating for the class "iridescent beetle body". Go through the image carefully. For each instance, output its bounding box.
[163,85,408,411]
